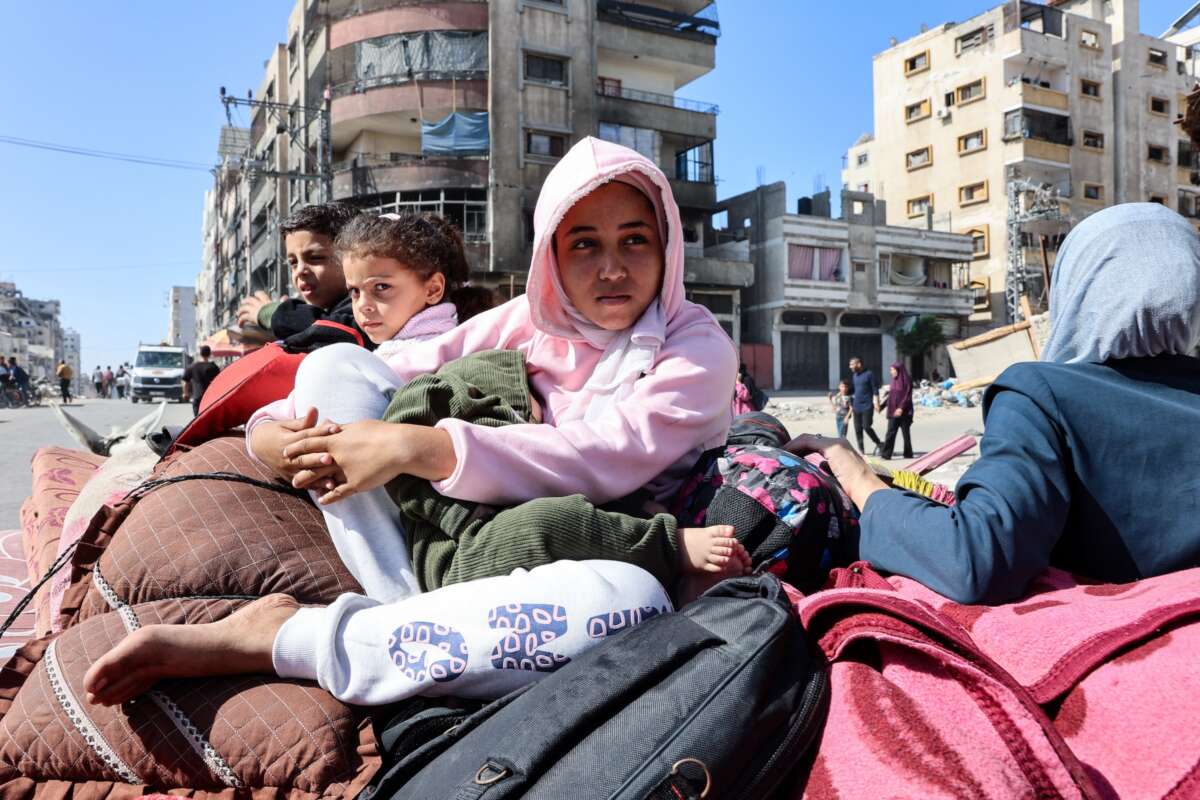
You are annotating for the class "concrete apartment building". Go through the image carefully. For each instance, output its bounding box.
[713,184,975,390]
[168,286,197,355]
[842,0,1200,333]
[196,0,752,345]
[0,281,65,381]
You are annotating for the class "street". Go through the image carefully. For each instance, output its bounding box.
[0,398,193,529]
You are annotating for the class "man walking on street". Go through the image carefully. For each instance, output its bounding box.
[848,356,882,454]
[182,345,220,417]
[56,360,74,404]
[91,366,103,398]
[7,357,30,405]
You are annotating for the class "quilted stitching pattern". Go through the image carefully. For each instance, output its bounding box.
[78,437,360,622]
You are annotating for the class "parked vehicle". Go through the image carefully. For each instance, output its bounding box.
[130,344,188,403]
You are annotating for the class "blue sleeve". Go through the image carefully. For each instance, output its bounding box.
[856,383,1072,604]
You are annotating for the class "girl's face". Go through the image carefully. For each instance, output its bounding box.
[343,254,445,344]
[554,182,665,332]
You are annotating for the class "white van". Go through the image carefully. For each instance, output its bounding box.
[131,344,188,403]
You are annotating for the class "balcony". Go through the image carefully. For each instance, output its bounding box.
[596,3,715,86]
[596,84,717,138]
[1018,82,1068,111]
[597,1,719,42]
[682,255,753,288]
[669,177,716,210]
[332,153,488,199]
[876,285,974,316]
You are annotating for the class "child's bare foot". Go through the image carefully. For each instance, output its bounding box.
[678,524,752,575]
[83,594,300,707]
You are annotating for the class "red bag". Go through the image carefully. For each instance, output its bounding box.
[169,343,304,453]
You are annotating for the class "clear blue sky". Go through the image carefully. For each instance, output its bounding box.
[0,2,1182,370]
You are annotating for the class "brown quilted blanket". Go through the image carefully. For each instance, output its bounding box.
[0,437,380,799]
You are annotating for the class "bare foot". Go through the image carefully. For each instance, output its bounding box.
[677,525,752,575]
[83,594,300,707]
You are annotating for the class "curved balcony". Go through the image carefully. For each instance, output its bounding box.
[329,2,488,49]
[332,153,488,200]
[331,78,488,150]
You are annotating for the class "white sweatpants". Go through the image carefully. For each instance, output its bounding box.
[273,560,672,705]
[291,343,420,601]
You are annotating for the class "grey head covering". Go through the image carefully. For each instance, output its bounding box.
[1041,202,1200,364]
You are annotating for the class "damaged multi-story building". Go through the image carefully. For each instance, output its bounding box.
[196,0,752,346]
[713,184,975,391]
[0,281,66,382]
[842,0,1200,334]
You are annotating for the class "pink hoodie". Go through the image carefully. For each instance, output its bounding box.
[248,137,736,505]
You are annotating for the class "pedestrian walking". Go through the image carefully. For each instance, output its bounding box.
[102,366,114,398]
[91,366,103,398]
[7,357,30,405]
[182,345,221,416]
[830,378,853,440]
[879,361,914,460]
[848,356,882,454]
[114,365,128,399]
[56,360,74,403]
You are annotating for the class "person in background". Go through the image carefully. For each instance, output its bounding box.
[788,202,1200,605]
[114,365,128,400]
[879,361,914,460]
[182,346,221,416]
[91,366,103,398]
[847,357,882,454]
[56,360,74,404]
[7,357,30,405]
[829,378,853,440]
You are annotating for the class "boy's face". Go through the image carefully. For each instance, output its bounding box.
[343,254,445,344]
[285,231,346,310]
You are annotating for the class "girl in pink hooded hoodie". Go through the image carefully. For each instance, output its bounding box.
[83,138,737,707]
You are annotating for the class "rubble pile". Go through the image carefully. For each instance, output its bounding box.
[911,378,983,409]
[762,398,829,423]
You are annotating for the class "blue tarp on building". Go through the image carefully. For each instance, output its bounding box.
[421,111,489,155]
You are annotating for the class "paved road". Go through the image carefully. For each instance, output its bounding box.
[0,399,194,529]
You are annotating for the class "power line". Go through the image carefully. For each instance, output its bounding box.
[0,259,196,275]
[0,134,214,172]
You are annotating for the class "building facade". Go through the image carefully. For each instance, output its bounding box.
[62,328,83,396]
[168,286,197,354]
[842,0,1200,333]
[0,281,65,382]
[719,184,974,390]
[196,0,752,346]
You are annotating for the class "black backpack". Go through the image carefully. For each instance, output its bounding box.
[360,575,828,800]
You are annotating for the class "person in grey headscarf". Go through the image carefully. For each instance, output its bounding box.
[786,202,1200,604]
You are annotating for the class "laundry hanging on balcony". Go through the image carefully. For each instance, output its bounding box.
[421,111,489,155]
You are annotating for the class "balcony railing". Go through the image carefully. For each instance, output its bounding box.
[597,0,720,41]
[332,151,488,172]
[596,82,718,114]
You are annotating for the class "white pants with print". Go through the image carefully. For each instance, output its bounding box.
[273,560,672,705]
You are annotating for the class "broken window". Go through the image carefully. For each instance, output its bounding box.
[1018,1,1064,37]
[905,99,931,122]
[904,50,929,75]
[1179,191,1198,217]
[526,131,566,158]
[967,226,989,257]
[1081,79,1101,98]
[525,53,568,85]
[956,25,993,54]
[856,152,869,166]
[906,146,932,170]
[1083,183,1104,201]
[1149,48,1167,67]
[1080,30,1100,48]
[1148,144,1170,163]
[959,181,988,205]
[956,78,986,105]
[958,129,986,154]
[1003,108,1071,145]
[906,195,932,217]
[1083,130,1104,149]
[597,76,622,96]
[1150,96,1169,115]
[1180,139,1199,170]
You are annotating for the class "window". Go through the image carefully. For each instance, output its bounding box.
[906,195,933,218]
[965,226,989,258]
[781,311,828,326]
[1004,108,1071,145]
[958,129,987,154]
[905,99,931,123]
[956,25,993,54]
[857,183,870,192]
[599,122,662,163]
[959,180,988,205]
[856,152,869,166]
[1081,79,1101,98]
[526,131,566,158]
[906,145,932,170]
[1083,182,1104,202]
[1149,195,1167,205]
[288,34,299,76]
[1150,96,1169,115]
[955,78,986,105]
[1082,130,1105,149]
[1149,48,1167,68]
[354,188,489,242]
[524,53,568,86]
[841,313,882,328]
[904,50,930,76]
[787,246,843,282]
[1080,29,1100,48]
[597,76,622,96]
[1148,144,1170,163]
[944,91,956,107]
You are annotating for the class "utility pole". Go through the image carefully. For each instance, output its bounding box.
[220,87,332,202]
